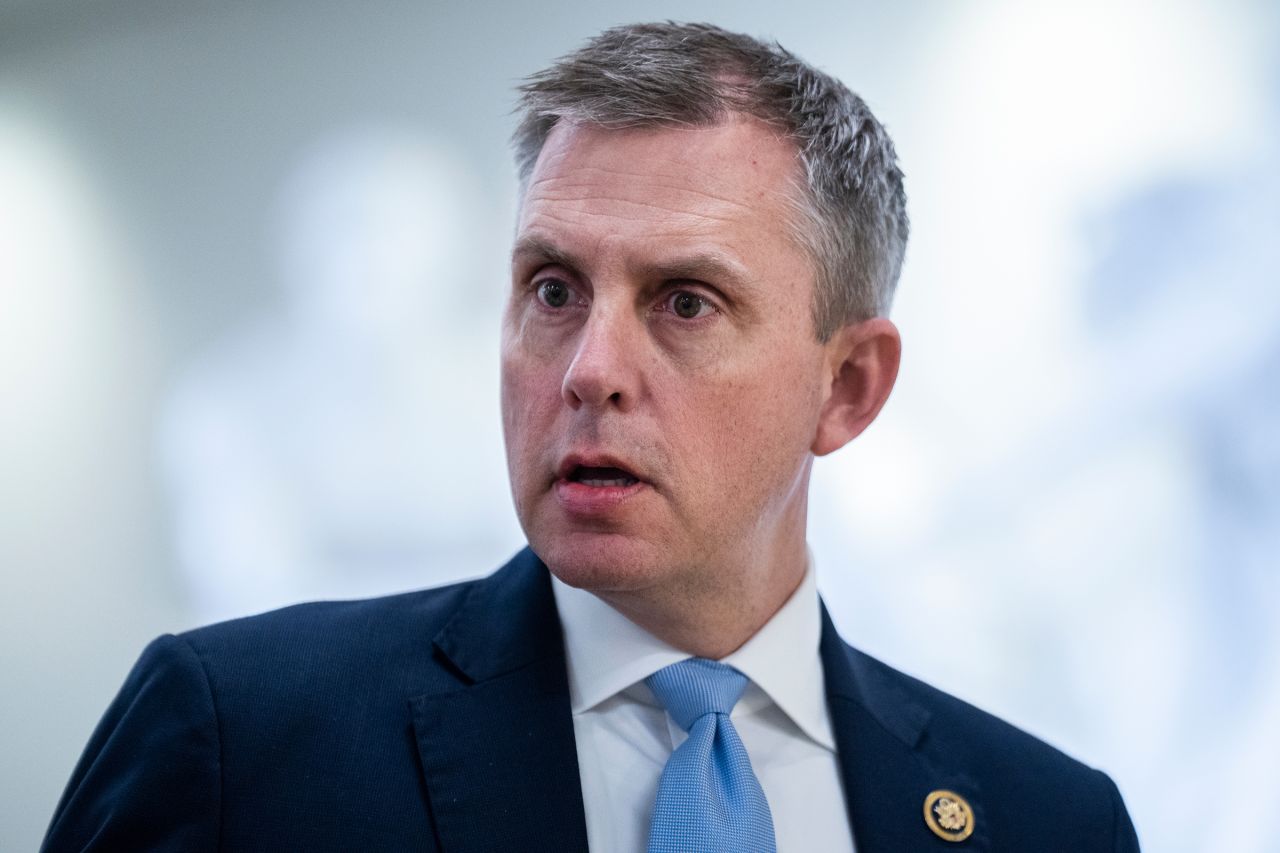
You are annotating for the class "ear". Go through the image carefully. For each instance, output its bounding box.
[811,317,901,456]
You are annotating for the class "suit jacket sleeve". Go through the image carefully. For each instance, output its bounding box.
[43,634,221,852]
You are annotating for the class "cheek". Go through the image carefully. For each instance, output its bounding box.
[684,359,822,481]
[501,312,571,407]
[500,351,535,463]
[501,352,563,470]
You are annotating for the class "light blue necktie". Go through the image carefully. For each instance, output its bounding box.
[645,658,778,853]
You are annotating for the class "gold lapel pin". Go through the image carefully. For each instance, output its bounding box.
[923,789,975,842]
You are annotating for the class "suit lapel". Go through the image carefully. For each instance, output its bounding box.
[821,608,991,852]
[409,549,589,853]
[410,555,992,852]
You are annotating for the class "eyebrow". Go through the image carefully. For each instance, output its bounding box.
[511,235,582,272]
[511,234,755,291]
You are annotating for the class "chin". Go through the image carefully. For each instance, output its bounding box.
[528,529,670,594]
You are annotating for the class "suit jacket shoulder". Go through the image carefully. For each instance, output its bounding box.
[179,577,476,714]
[44,574,489,852]
[45,549,590,853]
[820,617,1140,852]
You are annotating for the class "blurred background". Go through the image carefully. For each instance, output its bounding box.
[2,0,1277,849]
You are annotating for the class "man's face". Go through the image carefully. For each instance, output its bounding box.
[501,118,833,596]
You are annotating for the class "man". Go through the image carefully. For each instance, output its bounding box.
[44,22,1139,852]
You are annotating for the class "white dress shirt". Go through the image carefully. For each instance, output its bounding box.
[551,559,856,853]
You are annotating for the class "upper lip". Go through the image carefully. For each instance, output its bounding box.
[556,452,647,483]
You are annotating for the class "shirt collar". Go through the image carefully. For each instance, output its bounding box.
[550,551,836,752]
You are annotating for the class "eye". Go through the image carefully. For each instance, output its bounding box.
[536,278,572,309]
[666,290,715,320]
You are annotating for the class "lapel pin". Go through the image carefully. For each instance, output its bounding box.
[923,789,975,842]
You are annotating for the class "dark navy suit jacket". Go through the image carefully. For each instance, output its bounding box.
[44,548,1139,851]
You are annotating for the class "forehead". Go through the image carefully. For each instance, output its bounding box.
[515,119,809,274]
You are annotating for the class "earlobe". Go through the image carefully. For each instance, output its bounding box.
[811,318,901,456]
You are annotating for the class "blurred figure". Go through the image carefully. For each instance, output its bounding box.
[158,125,517,622]
[1077,105,1280,848]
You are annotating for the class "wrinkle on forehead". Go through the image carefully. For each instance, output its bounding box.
[530,168,765,218]
[524,118,802,216]
[522,190,751,232]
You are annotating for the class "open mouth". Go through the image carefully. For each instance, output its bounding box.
[566,465,640,487]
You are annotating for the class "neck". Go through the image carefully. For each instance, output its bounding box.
[594,537,810,660]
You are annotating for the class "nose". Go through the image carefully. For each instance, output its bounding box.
[562,307,639,412]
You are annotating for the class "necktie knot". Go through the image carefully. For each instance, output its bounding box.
[644,658,749,733]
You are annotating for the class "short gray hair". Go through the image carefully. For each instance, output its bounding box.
[512,21,909,338]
